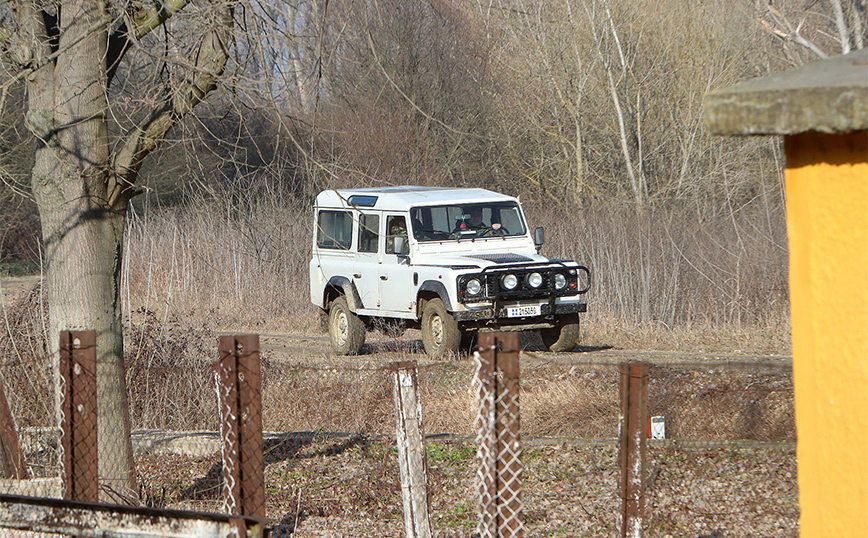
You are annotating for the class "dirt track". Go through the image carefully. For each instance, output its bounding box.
[252,330,792,371]
[0,275,39,308]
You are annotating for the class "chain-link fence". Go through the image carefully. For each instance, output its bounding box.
[0,309,798,537]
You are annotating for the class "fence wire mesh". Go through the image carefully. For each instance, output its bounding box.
[0,306,798,537]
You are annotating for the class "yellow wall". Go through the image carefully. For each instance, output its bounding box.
[785,131,868,537]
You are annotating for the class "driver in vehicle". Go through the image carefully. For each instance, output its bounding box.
[456,206,502,233]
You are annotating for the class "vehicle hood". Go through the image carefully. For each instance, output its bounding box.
[411,251,554,269]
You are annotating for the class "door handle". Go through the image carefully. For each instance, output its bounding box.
[380,275,388,281]
[353,273,362,279]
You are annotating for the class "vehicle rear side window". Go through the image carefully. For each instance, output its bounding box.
[317,210,352,250]
[358,213,379,253]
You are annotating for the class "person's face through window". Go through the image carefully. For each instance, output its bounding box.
[467,208,483,227]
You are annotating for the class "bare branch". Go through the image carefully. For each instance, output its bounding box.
[759,6,829,60]
[106,0,193,86]
[110,4,234,206]
[829,0,852,54]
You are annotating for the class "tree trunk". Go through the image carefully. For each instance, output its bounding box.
[33,171,136,499]
[24,0,136,499]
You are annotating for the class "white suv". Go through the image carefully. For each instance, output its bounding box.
[309,187,590,358]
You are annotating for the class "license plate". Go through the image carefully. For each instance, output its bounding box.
[506,305,540,318]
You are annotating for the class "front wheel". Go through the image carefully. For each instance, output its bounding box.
[328,296,366,355]
[540,314,580,352]
[421,298,461,359]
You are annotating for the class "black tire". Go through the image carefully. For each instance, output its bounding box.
[421,298,461,359]
[328,296,366,355]
[540,314,580,352]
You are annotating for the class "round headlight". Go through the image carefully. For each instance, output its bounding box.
[466,278,482,296]
[554,273,567,290]
[502,274,518,290]
[527,272,543,288]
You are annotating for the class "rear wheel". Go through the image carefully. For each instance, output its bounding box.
[421,298,461,359]
[540,314,580,352]
[328,296,366,355]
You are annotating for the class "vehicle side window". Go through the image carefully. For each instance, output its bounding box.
[358,213,379,253]
[317,210,352,250]
[385,215,408,254]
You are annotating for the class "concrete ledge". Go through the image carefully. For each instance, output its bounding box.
[704,49,868,135]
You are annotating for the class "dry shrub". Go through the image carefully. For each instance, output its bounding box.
[650,367,795,441]
[0,281,52,428]
[125,308,217,430]
[262,364,394,433]
[417,364,476,436]
[512,364,793,441]
[523,371,620,438]
[124,189,315,334]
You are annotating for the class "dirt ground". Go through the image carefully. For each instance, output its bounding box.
[135,436,797,538]
[0,275,39,308]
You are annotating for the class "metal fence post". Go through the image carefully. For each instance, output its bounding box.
[619,362,649,538]
[59,330,98,502]
[390,361,432,538]
[0,380,27,479]
[475,331,523,538]
[217,335,265,521]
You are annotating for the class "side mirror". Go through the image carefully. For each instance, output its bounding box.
[533,226,545,251]
[393,235,408,255]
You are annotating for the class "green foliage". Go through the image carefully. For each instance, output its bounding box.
[0,259,39,276]
[426,442,474,464]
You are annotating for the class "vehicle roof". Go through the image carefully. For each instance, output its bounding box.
[315,186,517,211]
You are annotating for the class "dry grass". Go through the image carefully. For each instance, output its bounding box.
[125,308,218,430]
[123,189,791,354]
[0,281,52,428]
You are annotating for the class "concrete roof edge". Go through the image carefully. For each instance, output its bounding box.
[704,49,868,136]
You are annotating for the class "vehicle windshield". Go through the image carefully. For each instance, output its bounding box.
[410,202,527,242]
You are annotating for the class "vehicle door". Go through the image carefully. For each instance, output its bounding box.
[352,212,380,310]
[379,214,413,314]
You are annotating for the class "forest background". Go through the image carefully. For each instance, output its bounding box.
[2,0,864,352]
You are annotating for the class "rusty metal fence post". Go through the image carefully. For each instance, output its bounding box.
[217,335,265,522]
[619,362,649,538]
[390,361,432,538]
[0,380,27,479]
[59,330,98,502]
[474,332,523,538]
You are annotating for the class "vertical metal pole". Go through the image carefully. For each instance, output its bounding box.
[59,330,98,502]
[236,335,265,521]
[477,332,498,538]
[495,332,523,538]
[619,362,648,538]
[390,361,432,538]
[0,380,27,479]
[218,335,264,520]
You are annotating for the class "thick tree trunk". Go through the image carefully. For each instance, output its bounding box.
[24,0,136,500]
[32,166,136,499]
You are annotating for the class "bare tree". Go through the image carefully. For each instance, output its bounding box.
[0,0,234,498]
